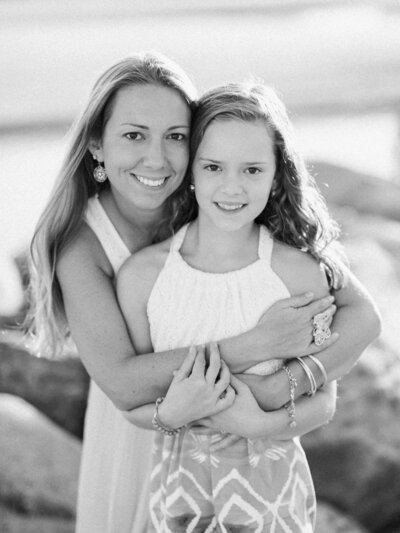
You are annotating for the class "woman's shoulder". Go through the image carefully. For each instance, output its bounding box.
[56,221,113,279]
[272,240,330,297]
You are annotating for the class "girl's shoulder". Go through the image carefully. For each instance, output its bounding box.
[117,238,171,291]
[271,240,330,298]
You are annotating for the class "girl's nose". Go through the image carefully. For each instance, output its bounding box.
[142,139,165,169]
[221,171,243,195]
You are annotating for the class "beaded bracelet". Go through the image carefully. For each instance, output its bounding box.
[295,357,317,397]
[151,397,182,436]
[307,355,328,388]
[283,365,297,428]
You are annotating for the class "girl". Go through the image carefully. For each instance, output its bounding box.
[117,82,380,531]
[26,52,379,533]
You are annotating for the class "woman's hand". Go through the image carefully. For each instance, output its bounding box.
[157,343,235,429]
[257,292,338,359]
[198,375,266,439]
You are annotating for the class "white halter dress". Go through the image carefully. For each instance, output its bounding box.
[75,196,152,533]
[147,223,316,533]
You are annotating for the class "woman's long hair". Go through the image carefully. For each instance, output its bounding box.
[176,82,347,288]
[26,52,197,358]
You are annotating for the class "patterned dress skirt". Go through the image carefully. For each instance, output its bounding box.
[148,427,315,533]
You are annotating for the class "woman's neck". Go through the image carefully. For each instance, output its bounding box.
[183,216,260,273]
[99,190,164,252]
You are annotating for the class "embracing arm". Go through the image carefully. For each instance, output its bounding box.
[200,375,337,440]
[240,262,381,411]
[57,227,337,411]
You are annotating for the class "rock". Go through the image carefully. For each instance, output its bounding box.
[316,501,368,533]
[0,342,89,438]
[0,505,74,533]
[0,394,80,525]
[303,347,400,532]
[312,161,400,222]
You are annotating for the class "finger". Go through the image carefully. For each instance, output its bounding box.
[205,342,221,384]
[191,345,206,377]
[229,374,248,393]
[308,331,339,354]
[173,346,197,381]
[216,385,235,410]
[214,360,231,396]
[282,292,315,309]
[304,295,335,319]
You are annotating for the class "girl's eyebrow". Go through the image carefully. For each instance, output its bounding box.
[198,157,269,165]
[198,157,222,163]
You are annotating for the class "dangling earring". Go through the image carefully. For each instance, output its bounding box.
[93,154,107,183]
[189,184,195,192]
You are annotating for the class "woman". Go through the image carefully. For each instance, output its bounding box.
[27,52,380,532]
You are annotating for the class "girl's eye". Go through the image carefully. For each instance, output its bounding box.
[246,167,261,175]
[168,133,186,141]
[125,132,144,141]
[205,164,220,172]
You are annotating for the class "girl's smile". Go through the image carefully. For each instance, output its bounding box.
[193,118,276,232]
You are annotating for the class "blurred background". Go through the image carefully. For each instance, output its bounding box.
[1,1,400,532]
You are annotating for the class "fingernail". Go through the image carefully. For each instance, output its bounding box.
[306,292,313,298]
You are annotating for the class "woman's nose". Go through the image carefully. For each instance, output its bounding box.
[142,139,165,169]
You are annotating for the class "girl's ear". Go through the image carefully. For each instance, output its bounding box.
[88,139,104,162]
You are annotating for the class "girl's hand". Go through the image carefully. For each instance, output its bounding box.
[198,375,265,439]
[258,292,338,359]
[157,343,235,429]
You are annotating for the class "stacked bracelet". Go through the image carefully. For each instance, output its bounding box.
[283,365,297,428]
[295,357,317,396]
[307,355,328,388]
[151,397,182,436]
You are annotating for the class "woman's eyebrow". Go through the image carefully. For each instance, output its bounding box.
[119,124,190,130]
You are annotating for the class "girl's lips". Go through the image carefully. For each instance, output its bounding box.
[215,202,246,211]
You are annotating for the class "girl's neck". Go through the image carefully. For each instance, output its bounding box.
[183,216,260,274]
[99,189,163,252]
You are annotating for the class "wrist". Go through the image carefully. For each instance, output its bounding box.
[157,401,181,430]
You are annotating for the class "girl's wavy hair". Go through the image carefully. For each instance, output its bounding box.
[25,51,197,358]
[179,82,347,288]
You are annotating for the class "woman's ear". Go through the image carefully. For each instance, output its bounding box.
[88,139,104,162]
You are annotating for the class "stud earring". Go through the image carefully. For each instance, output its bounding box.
[189,184,195,192]
[93,154,107,183]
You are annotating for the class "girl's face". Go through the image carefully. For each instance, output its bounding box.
[192,119,276,232]
[94,84,191,213]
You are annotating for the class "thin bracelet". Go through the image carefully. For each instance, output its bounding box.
[151,397,183,436]
[283,365,297,428]
[307,355,328,388]
[295,357,317,397]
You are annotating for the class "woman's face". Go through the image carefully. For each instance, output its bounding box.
[94,83,191,213]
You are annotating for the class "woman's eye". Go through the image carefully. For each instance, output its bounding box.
[246,167,261,175]
[168,133,186,141]
[125,132,144,141]
[205,164,220,172]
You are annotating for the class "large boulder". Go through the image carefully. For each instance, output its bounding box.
[315,501,368,533]
[0,342,89,438]
[303,341,400,533]
[0,394,80,531]
[312,161,400,222]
